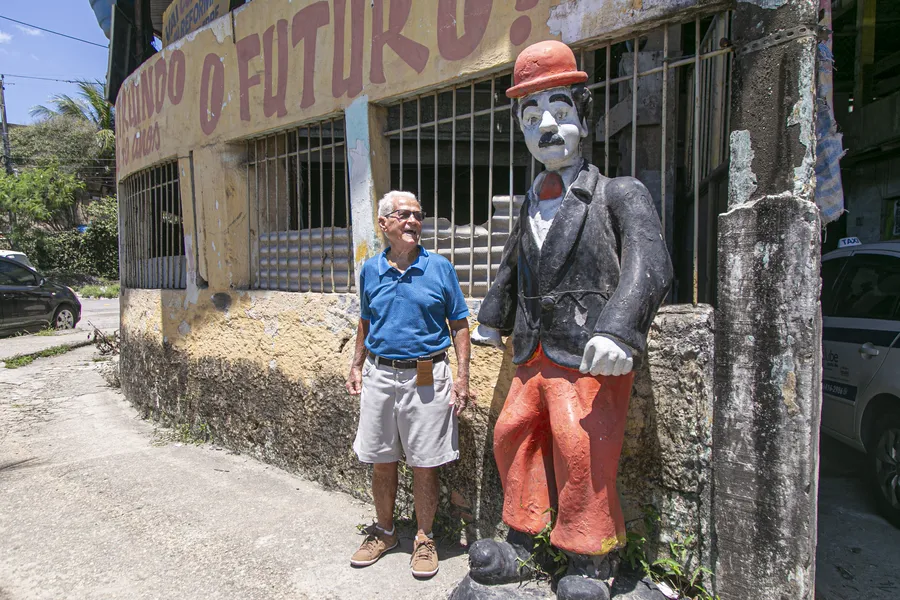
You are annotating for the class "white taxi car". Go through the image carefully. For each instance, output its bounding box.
[822,239,900,526]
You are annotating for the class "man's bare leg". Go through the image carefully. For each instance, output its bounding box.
[412,466,439,536]
[373,462,398,532]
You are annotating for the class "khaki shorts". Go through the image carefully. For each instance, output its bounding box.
[353,354,459,468]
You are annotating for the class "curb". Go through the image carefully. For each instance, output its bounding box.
[0,338,98,367]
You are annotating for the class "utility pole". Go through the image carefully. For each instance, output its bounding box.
[0,75,13,175]
[0,74,15,246]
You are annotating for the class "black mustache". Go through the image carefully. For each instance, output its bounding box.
[538,133,566,148]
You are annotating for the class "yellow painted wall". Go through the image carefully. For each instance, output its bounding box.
[116,0,724,177]
[163,0,231,47]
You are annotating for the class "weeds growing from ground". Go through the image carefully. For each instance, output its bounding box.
[3,345,73,368]
[623,507,719,600]
[76,283,120,298]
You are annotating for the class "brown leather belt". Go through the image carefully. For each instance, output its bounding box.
[369,352,447,370]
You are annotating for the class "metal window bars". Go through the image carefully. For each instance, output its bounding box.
[383,12,732,305]
[384,75,532,298]
[246,116,353,292]
[119,160,187,289]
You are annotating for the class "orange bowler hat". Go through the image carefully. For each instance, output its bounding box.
[506,40,588,99]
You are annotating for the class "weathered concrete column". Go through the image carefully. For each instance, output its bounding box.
[713,1,821,599]
[345,96,391,284]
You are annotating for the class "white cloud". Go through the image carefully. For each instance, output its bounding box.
[0,31,12,44]
[30,53,39,61]
[15,24,42,36]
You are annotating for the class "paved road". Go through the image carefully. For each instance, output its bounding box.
[0,297,119,363]
[2,326,897,598]
[76,297,120,332]
[815,436,900,599]
[0,347,469,600]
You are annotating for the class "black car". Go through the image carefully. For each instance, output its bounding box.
[0,256,81,333]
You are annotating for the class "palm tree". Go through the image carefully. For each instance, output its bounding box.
[30,80,115,155]
[30,80,116,193]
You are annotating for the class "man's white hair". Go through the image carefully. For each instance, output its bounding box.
[377,190,420,218]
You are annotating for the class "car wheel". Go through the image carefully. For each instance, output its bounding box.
[870,411,900,528]
[54,305,76,330]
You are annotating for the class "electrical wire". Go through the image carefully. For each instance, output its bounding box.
[0,74,85,84]
[0,15,108,49]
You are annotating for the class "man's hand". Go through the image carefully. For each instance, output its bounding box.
[579,335,633,376]
[451,377,476,415]
[346,365,363,395]
[471,324,504,348]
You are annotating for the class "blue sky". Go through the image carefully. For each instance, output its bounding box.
[0,1,110,125]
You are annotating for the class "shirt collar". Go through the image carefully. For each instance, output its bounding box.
[378,245,430,275]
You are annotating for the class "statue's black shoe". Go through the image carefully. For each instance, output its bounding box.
[468,539,533,585]
[556,575,611,600]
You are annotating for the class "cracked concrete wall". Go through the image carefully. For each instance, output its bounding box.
[120,289,714,562]
[714,1,821,599]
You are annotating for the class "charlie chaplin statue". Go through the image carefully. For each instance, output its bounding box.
[466,41,673,600]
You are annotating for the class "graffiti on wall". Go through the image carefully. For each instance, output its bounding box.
[118,50,186,167]
[116,0,718,172]
[163,0,231,47]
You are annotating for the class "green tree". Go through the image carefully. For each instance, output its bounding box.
[25,80,116,193]
[9,116,99,172]
[82,197,120,279]
[30,80,116,156]
[0,164,85,232]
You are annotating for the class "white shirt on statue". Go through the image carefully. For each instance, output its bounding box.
[527,194,563,249]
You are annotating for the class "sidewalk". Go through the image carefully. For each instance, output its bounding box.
[0,346,470,599]
[0,328,114,363]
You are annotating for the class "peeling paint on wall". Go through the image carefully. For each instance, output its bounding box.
[345,95,380,289]
[728,130,757,209]
[788,44,816,202]
[738,0,787,8]
[183,234,201,309]
[546,0,706,44]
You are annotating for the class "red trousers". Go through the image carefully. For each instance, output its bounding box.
[493,346,634,556]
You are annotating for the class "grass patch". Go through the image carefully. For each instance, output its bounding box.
[4,344,73,368]
[35,326,57,337]
[76,282,120,298]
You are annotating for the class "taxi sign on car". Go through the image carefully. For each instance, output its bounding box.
[837,237,862,248]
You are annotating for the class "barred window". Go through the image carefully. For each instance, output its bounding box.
[119,160,187,289]
[246,117,353,292]
[385,12,732,305]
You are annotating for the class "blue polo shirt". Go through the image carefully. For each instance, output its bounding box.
[359,246,469,360]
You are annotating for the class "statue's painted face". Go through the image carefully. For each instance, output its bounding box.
[518,87,588,171]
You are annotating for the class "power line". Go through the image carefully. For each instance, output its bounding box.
[0,15,108,49]
[0,74,84,85]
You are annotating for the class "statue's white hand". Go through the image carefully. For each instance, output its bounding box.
[579,335,633,376]
[471,324,505,349]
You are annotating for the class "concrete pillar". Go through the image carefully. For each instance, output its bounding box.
[713,1,821,599]
[345,96,391,286]
[190,144,249,290]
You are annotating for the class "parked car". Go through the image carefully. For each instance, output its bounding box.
[821,240,900,526]
[0,249,35,269]
[0,257,81,333]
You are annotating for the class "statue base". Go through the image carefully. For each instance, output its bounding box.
[449,571,669,600]
[449,575,554,600]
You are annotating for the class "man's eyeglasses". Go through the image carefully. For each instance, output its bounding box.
[387,209,426,222]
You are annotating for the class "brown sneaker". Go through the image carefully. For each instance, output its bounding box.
[410,533,439,578]
[350,526,398,567]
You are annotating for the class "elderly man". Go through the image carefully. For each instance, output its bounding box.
[466,41,673,600]
[346,190,474,579]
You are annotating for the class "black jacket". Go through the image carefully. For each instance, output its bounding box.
[477,159,673,369]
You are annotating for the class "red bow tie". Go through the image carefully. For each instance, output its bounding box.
[538,172,564,200]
